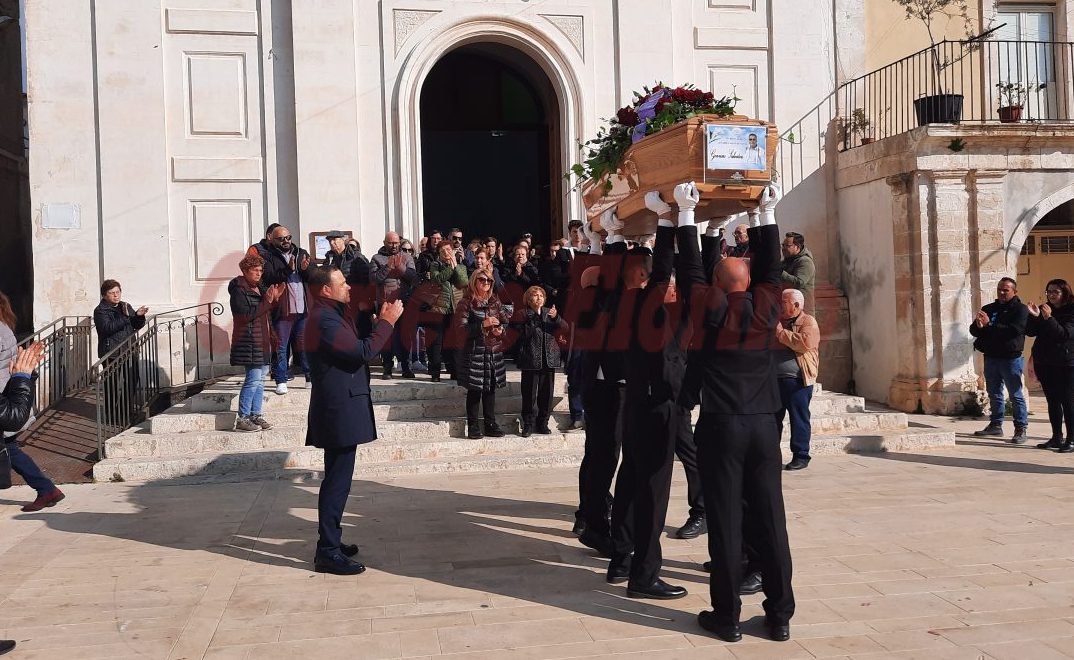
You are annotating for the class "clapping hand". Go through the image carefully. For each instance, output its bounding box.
[1041,303,1053,320]
[300,255,311,271]
[974,310,990,328]
[379,300,404,325]
[135,306,149,316]
[387,254,405,276]
[11,342,45,374]
[482,316,500,329]
[1027,302,1040,317]
[548,305,557,319]
[265,283,285,304]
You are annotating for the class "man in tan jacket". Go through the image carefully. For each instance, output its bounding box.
[775,289,820,470]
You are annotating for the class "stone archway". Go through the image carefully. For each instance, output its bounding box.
[1007,181,1074,270]
[391,18,585,244]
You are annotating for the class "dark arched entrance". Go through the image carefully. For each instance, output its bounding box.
[420,43,560,250]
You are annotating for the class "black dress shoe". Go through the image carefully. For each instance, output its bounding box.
[697,611,741,642]
[1037,436,1063,449]
[571,518,586,537]
[341,543,360,558]
[314,553,366,575]
[785,457,810,471]
[767,622,791,641]
[1059,440,1074,453]
[535,424,552,435]
[675,514,707,539]
[520,425,533,438]
[627,578,688,600]
[467,423,483,439]
[606,555,631,584]
[739,571,763,595]
[401,370,416,379]
[578,529,615,557]
[484,424,506,438]
[430,373,441,382]
[0,640,14,656]
[702,560,712,572]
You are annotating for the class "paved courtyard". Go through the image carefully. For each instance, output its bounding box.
[2,415,1074,659]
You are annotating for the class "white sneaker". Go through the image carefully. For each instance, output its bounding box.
[274,383,288,395]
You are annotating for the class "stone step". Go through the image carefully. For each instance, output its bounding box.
[92,428,954,484]
[108,410,905,460]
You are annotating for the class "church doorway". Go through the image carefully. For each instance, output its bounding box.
[419,43,561,253]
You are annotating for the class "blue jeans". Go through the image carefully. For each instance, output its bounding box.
[4,438,56,495]
[273,313,310,384]
[238,365,269,417]
[983,356,1028,427]
[777,378,814,461]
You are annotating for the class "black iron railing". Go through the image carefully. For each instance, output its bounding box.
[94,302,225,456]
[838,39,1074,150]
[15,316,94,413]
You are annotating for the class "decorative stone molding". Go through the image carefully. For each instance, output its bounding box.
[540,14,584,58]
[394,9,440,55]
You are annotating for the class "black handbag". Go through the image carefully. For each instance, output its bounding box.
[0,444,12,489]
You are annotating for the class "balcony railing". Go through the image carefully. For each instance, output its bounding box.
[838,39,1074,150]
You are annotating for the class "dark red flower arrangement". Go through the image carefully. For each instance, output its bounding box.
[569,83,737,193]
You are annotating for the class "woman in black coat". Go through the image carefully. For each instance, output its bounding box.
[511,286,566,436]
[229,254,283,432]
[455,268,511,439]
[501,244,541,309]
[93,279,148,358]
[1027,278,1074,452]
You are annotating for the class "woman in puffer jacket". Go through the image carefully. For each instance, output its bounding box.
[511,286,566,437]
[1027,278,1074,452]
[455,267,512,439]
[229,254,283,432]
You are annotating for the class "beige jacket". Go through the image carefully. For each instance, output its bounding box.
[776,312,820,386]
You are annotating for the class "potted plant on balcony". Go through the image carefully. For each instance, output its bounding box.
[996,81,1046,123]
[835,108,874,148]
[893,0,994,126]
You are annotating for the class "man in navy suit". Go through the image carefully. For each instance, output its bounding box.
[305,265,403,575]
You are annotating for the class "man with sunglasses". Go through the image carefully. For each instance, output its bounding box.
[969,277,1029,443]
[259,224,313,395]
[448,228,476,269]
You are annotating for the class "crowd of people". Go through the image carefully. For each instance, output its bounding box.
[218,179,825,643]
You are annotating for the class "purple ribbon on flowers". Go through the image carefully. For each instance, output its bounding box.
[632,88,669,144]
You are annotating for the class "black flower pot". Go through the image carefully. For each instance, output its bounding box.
[913,94,964,126]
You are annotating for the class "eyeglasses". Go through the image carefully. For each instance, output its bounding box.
[402,248,414,253]
[474,277,492,284]
[450,235,463,241]
[1046,289,1062,295]
[276,235,293,242]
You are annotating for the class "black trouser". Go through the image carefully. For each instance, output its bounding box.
[317,445,357,556]
[1036,363,1074,439]
[466,389,497,427]
[674,405,705,519]
[609,399,677,586]
[577,380,625,537]
[695,412,794,627]
[424,312,454,376]
[521,368,555,429]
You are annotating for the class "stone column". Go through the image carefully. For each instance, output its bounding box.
[888,170,985,415]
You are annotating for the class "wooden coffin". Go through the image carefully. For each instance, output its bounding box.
[582,115,778,235]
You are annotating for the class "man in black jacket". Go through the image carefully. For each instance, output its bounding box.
[322,230,366,281]
[257,225,313,394]
[969,277,1029,443]
[681,182,794,644]
[305,266,402,575]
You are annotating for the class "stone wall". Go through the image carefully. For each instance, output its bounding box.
[836,125,1074,414]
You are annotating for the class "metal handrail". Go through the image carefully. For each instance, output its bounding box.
[93,302,225,457]
[13,316,94,414]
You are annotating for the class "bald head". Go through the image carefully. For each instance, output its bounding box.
[383,231,401,255]
[270,225,294,250]
[715,257,750,293]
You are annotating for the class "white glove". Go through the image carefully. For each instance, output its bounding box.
[583,220,602,256]
[748,208,761,228]
[644,191,672,218]
[673,182,700,226]
[601,208,624,233]
[706,214,736,238]
[759,182,782,226]
[638,234,656,249]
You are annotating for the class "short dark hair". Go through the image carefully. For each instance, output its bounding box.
[100,279,121,296]
[568,220,584,231]
[998,277,1018,289]
[1047,278,1074,307]
[307,266,338,294]
[265,222,281,239]
[485,236,498,246]
[449,227,463,236]
[785,232,804,249]
[428,228,443,238]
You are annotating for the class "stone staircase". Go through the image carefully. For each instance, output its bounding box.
[92,371,954,483]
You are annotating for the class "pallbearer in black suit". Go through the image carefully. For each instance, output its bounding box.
[679,182,795,643]
[306,266,404,575]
